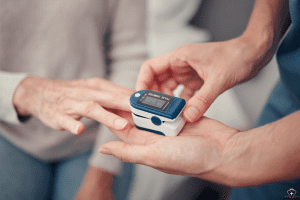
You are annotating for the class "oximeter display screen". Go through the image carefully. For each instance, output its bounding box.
[141,96,166,108]
[137,91,175,111]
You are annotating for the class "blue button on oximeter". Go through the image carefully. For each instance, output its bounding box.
[130,90,186,136]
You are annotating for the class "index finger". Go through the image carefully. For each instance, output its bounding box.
[72,89,131,112]
[136,53,173,91]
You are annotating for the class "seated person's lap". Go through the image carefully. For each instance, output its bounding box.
[0,134,53,199]
[0,134,134,200]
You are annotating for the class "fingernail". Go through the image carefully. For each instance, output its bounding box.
[99,147,112,155]
[74,124,81,135]
[114,119,128,130]
[184,106,199,122]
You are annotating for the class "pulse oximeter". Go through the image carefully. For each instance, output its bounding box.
[130,90,186,136]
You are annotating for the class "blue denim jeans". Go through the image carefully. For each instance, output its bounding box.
[0,134,134,200]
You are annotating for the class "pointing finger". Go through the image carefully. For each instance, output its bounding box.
[69,101,129,131]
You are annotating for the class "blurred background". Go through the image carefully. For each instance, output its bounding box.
[0,0,283,199]
[137,0,280,199]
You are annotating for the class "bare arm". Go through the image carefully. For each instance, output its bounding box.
[240,0,290,69]
[212,110,300,187]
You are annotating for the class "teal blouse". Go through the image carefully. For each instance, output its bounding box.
[277,0,300,106]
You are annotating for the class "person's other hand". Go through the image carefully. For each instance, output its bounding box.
[136,36,272,122]
[75,167,114,200]
[13,76,134,134]
[99,115,240,185]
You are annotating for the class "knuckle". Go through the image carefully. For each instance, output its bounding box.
[54,122,65,132]
[89,77,102,85]
[141,61,149,68]
[104,112,115,126]
[195,93,213,107]
[75,78,87,85]
[142,59,152,68]
[57,117,68,130]
[180,44,191,51]
[84,101,98,114]
[75,86,88,95]
[56,127,64,132]
[170,49,190,66]
[110,92,121,103]
[180,44,193,54]
[118,143,131,163]
[59,98,72,111]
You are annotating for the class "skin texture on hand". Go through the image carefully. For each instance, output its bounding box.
[99,112,240,185]
[75,166,115,200]
[136,36,274,123]
[12,76,134,134]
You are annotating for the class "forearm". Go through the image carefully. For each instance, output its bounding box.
[243,0,289,42]
[75,166,115,200]
[214,110,300,187]
[237,0,290,73]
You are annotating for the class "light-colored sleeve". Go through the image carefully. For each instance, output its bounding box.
[88,0,147,175]
[0,71,28,124]
[108,0,147,89]
[88,125,124,175]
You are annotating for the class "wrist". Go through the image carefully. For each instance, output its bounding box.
[240,29,275,62]
[238,0,289,70]
[227,32,276,81]
[13,76,33,120]
[202,129,259,187]
[216,124,275,187]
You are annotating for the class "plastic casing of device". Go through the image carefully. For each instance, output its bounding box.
[130,90,186,136]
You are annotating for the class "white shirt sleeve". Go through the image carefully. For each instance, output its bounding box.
[108,0,147,89]
[88,0,147,175]
[0,71,28,124]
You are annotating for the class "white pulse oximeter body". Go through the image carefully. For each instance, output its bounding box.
[130,90,186,136]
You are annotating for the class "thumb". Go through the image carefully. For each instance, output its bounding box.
[183,81,223,122]
[99,141,151,165]
[136,63,154,91]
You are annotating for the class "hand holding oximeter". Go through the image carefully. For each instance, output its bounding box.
[130,90,186,136]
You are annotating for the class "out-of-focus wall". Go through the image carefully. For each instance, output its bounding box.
[190,0,255,41]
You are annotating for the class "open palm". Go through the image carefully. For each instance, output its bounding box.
[100,112,240,178]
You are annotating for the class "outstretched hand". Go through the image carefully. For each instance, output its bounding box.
[13,76,134,134]
[99,112,240,180]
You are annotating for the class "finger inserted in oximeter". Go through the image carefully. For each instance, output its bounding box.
[130,90,186,136]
